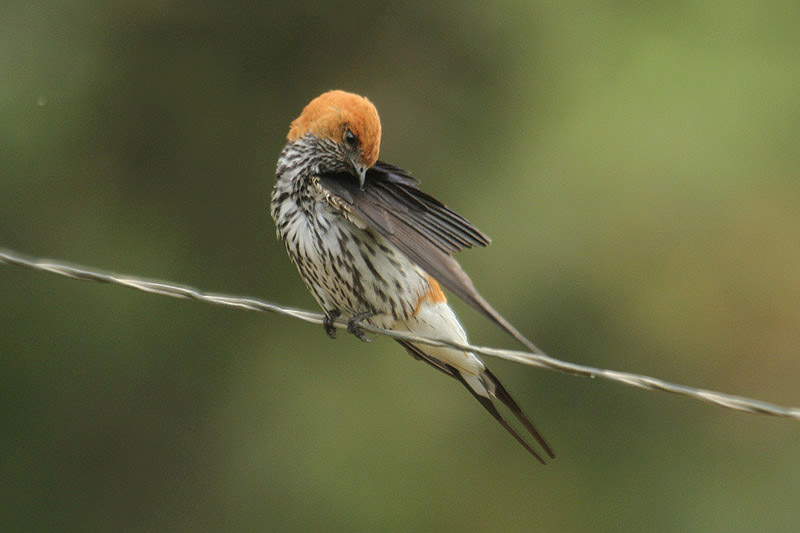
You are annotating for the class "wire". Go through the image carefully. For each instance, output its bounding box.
[2,247,799,420]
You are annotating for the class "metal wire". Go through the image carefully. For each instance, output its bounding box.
[2,247,799,420]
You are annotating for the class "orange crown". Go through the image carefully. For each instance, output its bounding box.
[287,90,382,168]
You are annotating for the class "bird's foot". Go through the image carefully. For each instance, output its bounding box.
[347,311,374,343]
[323,310,340,339]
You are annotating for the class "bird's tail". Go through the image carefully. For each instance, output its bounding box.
[397,340,555,464]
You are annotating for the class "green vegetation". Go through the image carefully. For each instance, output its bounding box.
[2,2,799,531]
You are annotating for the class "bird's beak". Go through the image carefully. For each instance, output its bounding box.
[349,155,367,190]
[356,166,366,190]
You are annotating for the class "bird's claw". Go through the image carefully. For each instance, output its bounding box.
[347,311,374,343]
[323,310,340,339]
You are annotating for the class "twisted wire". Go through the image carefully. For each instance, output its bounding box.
[2,247,799,420]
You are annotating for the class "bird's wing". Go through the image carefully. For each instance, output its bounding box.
[317,161,544,354]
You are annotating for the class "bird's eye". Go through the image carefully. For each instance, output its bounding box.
[344,129,358,147]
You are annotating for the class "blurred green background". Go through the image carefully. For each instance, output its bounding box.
[2,1,799,531]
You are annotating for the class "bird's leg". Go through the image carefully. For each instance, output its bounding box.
[323,310,340,339]
[347,310,374,343]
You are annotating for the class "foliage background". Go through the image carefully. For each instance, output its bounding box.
[2,1,799,531]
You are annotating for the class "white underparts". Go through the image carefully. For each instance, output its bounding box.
[397,301,486,376]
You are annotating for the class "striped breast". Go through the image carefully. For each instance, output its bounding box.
[272,176,431,330]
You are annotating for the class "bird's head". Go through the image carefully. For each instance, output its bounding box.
[287,90,381,189]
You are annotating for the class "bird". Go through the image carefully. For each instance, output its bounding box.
[270,90,554,463]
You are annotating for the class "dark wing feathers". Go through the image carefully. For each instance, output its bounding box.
[318,161,544,354]
[370,178,489,253]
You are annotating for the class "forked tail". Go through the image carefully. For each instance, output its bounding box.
[397,340,554,464]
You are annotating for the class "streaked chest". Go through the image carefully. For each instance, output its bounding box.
[273,187,428,326]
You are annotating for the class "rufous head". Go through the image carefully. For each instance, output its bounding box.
[287,90,381,181]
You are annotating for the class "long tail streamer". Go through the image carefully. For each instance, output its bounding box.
[2,247,799,421]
